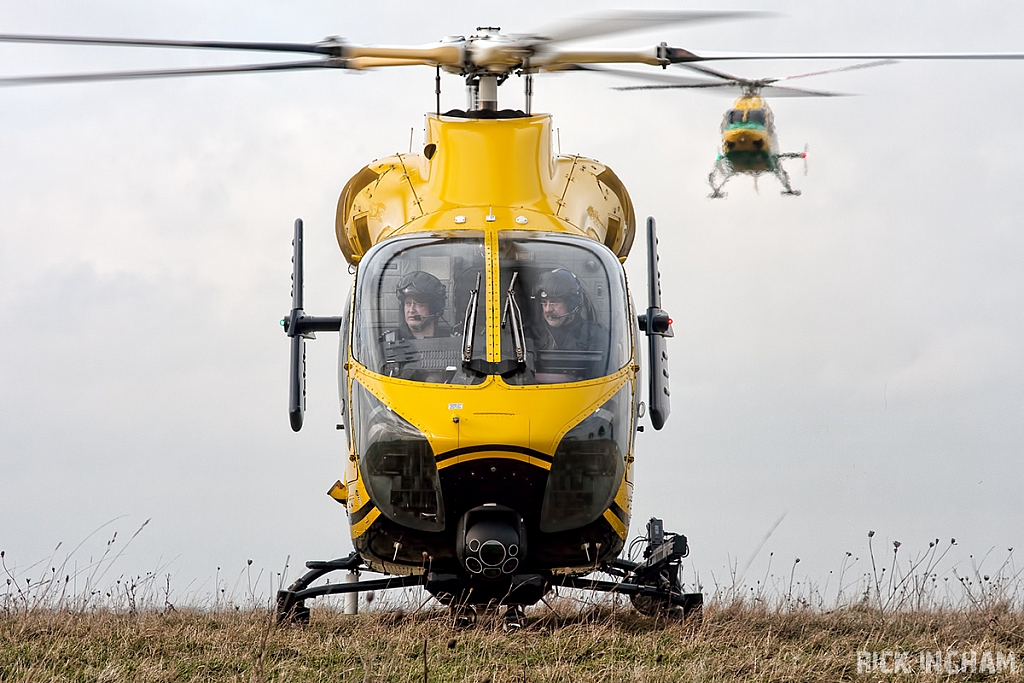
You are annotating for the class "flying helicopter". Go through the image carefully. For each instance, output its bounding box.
[3,10,1024,627]
[589,59,896,197]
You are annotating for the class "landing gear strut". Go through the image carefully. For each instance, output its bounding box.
[555,518,702,619]
[275,551,425,625]
[276,519,701,625]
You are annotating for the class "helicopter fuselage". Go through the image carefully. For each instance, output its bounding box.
[719,95,779,172]
[330,111,642,601]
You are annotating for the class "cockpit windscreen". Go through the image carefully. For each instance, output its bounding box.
[498,233,631,385]
[353,234,486,385]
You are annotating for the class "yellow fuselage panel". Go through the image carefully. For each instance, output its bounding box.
[392,207,579,241]
[350,364,632,460]
[423,115,559,209]
[345,456,371,513]
[721,127,774,154]
[336,114,635,262]
[733,95,766,110]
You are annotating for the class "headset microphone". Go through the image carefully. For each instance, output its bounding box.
[545,308,577,320]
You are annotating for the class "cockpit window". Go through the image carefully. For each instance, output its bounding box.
[746,109,767,125]
[725,108,768,126]
[353,233,486,384]
[498,233,631,385]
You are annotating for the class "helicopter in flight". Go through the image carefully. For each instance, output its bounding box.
[591,59,896,197]
[2,11,1023,627]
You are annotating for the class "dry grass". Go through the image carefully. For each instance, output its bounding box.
[1,601,1023,682]
[4,531,1023,681]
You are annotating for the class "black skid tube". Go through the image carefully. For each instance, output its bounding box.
[291,574,425,603]
[276,574,425,624]
[276,551,427,623]
[553,574,703,612]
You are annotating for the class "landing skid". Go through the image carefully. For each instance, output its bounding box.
[276,519,701,625]
[709,155,806,197]
[708,158,732,199]
[775,166,802,196]
[276,552,424,625]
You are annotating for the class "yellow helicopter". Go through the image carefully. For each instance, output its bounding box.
[3,11,1024,626]
[593,60,896,197]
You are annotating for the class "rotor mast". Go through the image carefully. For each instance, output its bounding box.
[464,27,507,112]
[475,74,498,111]
[464,72,501,112]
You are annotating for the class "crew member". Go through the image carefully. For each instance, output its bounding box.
[528,268,610,384]
[394,270,451,339]
[534,268,604,352]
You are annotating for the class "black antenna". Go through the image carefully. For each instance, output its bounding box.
[523,59,533,116]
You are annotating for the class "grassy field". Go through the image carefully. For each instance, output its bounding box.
[2,601,1023,682]
[3,534,1021,681]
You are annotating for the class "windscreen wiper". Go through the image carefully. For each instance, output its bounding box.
[501,271,526,364]
[461,271,481,364]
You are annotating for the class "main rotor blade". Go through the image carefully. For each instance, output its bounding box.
[671,59,894,90]
[676,62,746,83]
[577,65,728,88]
[755,84,845,97]
[613,80,844,97]
[342,43,463,67]
[523,10,773,45]
[0,59,341,87]
[0,33,340,56]
[780,59,896,81]
[613,82,734,92]
[678,51,1024,63]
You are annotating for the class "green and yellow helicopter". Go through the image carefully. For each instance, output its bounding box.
[2,11,1022,626]
[594,59,896,196]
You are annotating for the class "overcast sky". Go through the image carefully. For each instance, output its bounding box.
[1,0,1022,604]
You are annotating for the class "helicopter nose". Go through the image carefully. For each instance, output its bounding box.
[753,139,763,150]
[457,505,525,578]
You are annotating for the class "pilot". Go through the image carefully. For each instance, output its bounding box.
[394,270,451,339]
[533,268,605,353]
